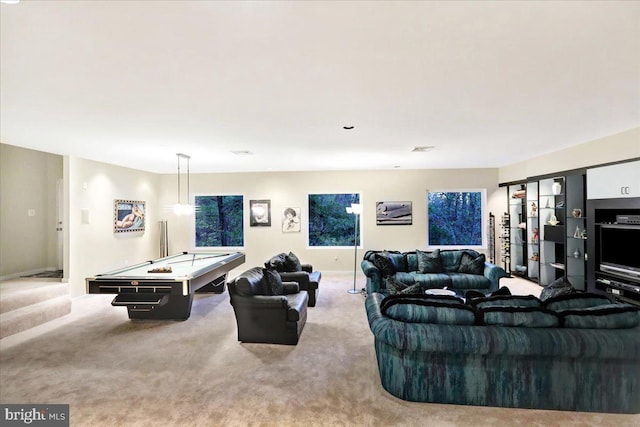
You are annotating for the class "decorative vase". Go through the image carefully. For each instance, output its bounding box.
[574,226,581,238]
[573,248,581,259]
[551,182,562,195]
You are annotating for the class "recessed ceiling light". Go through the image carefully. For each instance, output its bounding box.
[230,150,252,155]
[411,146,435,152]
[0,0,21,4]
[343,126,355,130]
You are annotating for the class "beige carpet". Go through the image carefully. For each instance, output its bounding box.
[1,273,638,427]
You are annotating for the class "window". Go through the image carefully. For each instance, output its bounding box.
[195,195,244,247]
[427,190,485,248]
[308,193,360,247]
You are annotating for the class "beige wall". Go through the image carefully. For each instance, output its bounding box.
[0,144,62,278]
[159,168,503,274]
[499,127,640,183]
[65,157,160,296]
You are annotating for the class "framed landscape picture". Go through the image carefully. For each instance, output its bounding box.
[114,200,146,233]
[250,199,271,226]
[376,201,412,225]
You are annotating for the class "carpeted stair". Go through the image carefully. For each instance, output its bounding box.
[0,279,71,339]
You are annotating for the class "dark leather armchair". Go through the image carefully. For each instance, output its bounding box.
[265,252,321,307]
[228,267,308,345]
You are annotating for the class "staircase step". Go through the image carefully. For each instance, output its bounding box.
[0,281,69,314]
[0,295,72,339]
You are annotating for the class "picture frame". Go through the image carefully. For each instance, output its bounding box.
[250,199,271,226]
[376,201,412,225]
[282,207,301,233]
[114,200,146,233]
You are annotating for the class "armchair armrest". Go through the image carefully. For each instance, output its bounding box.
[278,271,311,288]
[282,281,300,295]
[231,295,289,309]
[301,264,313,273]
[483,263,510,293]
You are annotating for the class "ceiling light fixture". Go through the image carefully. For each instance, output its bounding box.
[173,153,195,216]
[411,146,435,152]
[343,126,355,130]
[0,0,21,4]
[230,150,252,155]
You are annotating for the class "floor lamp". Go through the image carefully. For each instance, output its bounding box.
[346,203,362,294]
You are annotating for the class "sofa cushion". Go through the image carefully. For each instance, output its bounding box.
[469,295,541,309]
[558,304,640,329]
[543,292,612,311]
[480,307,559,327]
[410,272,451,289]
[446,273,491,290]
[283,251,303,272]
[262,268,284,295]
[235,267,268,296]
[381,295,476,325]
[373,253,397,277]
[416,249,443,273]
[458,252,485,275]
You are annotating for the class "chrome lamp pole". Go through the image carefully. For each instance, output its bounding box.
[346,203,362,294]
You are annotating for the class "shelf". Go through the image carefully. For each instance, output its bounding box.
[549,262,565,270]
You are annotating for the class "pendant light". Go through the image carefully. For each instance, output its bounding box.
[174,153,194,215]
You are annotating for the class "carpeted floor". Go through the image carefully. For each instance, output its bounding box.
[1,273,638,426]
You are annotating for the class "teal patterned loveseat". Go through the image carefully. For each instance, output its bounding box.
[365,292,640,413]
[361,249,509,295]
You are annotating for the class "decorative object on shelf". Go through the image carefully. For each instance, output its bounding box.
[532,227,539,243]
[581,228,587,239]
[572,208,582,218]
[515,265,527,273]
[551,181,562,195]
[530,252,539,261]
[512,186,526,199]
[530,202,537,216]
[548,215,560,226]
[573,248,581,259]
[556,200,565,208]
[574,225,582,238]
[545,198,551,208]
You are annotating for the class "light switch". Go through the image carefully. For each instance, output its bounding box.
[81,208,90,224]
[28,209,36,217]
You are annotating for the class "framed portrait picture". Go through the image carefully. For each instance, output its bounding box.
[114,200,146,233]
[250,200,271,226]
[282,207,301,233]
[376,201,412,225]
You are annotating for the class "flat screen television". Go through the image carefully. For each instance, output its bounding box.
[599,225,640,282]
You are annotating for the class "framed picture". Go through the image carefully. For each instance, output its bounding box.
[376,201,412,225]
[114,200,146,233]
[250,200,271,226]
[282,207,301,233]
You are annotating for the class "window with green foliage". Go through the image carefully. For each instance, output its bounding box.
[427,190,485,248]
[195,195,244,247]
[308,193,360,247]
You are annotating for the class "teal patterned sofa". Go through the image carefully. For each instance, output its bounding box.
[361,249,509,295]
[365,292,640,413]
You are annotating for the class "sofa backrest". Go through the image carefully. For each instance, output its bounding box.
[231,267,266,296]
[404,249,481,273]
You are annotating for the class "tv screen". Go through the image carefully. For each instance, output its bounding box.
[599,226,640,276]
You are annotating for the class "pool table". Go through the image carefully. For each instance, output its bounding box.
[86,251,245,320]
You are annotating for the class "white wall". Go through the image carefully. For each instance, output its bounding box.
[159,168,503,273]
[0,144,62,278]
[66,157,160,296]
[499,127,640,183]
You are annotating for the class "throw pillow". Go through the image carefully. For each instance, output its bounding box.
[398,284,424,295]
[491,286,512,297]
[540,277,575,301]
[264,253,287,271]
[416,249,443,273]
[262,268,284,295]
[283,252,303,272]
[384,276,409,293]
[374,253,397,277]
[558,304,640,329]
[458,252,485,275]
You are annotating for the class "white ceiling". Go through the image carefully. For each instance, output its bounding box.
[1,1,639,174]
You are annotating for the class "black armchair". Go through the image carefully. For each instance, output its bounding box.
[265,252,321,307]
[228,267,308,345]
